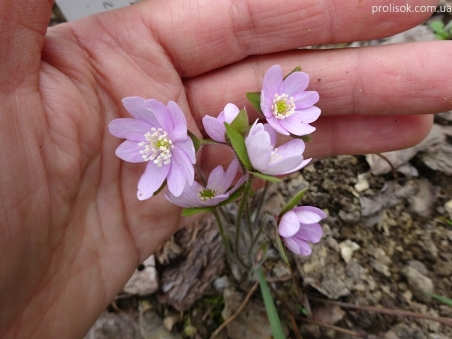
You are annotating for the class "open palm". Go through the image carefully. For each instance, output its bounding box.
[0,0,450,337]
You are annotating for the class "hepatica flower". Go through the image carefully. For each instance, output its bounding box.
[278,206,326,256]
[245,121,311,176]
[202,103,240,143]
[261,65,320,136]
[165,159,246,208]
[109,97,196,200]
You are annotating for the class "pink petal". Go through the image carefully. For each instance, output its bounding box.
[278,210,300,237]
[266,116,290,135]
[280,117,316,136]
[262,65,283,99]
[223,103,240,123]
[293,91,320,109]
[293,106,321,124]
[108,118,151,141]
[137,163,170,200]
[280,71,310,95]
[275,139,305,158]
[167,101,187,131]
[165,181,203,208]
[122,97,159,127]
[283,237,312,256]
[263,124,277,147]
[144,99,172,131]
[222,159,240,189]
[175,138,196,164]
[167,146,195,197]
[267,156,305,176]
[115,140,145,163]
[203,116,226,143]
[245,131,272,172]
[294,223,323,243]
[293,206,327,223]
[206,165,226,193]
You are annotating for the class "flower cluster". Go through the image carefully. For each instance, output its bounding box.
[108,65,326,257]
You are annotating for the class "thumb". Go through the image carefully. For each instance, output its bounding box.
[0,0,53,88]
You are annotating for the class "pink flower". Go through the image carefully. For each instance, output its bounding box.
[165,159,246,208]
[261,65,320,136]
[202,103,240,143]
[108,97,195,200]
[278,206,326,256]
[245,121,311,176]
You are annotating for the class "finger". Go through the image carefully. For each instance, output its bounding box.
[185,41,452,123]
[201,114,433,164]
[0,0,53,87]
[141,0,438,75]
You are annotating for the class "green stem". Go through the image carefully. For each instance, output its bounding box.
[252,182,269,229]
[257,267,286,339]
[213,208,234,267]
[234,177,253,258]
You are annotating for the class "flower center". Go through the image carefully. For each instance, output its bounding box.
[198,188,216,202]
[269,148,282,164]
[139,127,173,166]
[272,93,295,119]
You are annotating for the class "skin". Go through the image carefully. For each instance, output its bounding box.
[0,0,450,337]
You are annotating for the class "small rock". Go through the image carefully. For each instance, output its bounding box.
[84,312,141,339]
[354,172,370,192]
[310,305,345,325]
[407,260,429,275]
[370,259,391,277]
[338,240,360,263]
[445,199,452,219]
[402,266,434,302]
[423,144,452,175]
[139,301,182,339]
[124,255,158,296]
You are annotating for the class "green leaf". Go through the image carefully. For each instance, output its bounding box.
[275,232,290,266]
[279,187,308,216]
[181,206,214,217]
[424,291,452,306]
[435,33,447,40]
[283,66,302,80]
[429,21,446,34]
[224,122,252,170]
[251,172,281,183]
[245,92,263,115]
[257,267,286,339]
[230,109,249,135]
[187,130,202,152]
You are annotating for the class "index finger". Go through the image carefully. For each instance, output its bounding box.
[140,0,438,76]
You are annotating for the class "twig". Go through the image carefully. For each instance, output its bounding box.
[309,297,452,327]
[210,282,259,338]
[296,317,368,338]
[375,153,399,183]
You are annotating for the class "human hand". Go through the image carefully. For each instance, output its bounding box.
[0,0,449,337]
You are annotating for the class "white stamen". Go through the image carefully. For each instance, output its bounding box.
[270,148,282,164]
[138,127,173,166]
[272,93,296,119]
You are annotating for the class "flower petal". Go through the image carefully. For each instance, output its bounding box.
[167,101,187,132]
[275,139,305,158]
[206,165,226,193]
[202,115,226,143]
[223,103,240,123]
[173,146,195,185]
[266,116,290,135]
[144,99,172,131]
[165,181,203,208]
[294,223,323,243]
[222,159,240,191]
[262,65,283,98]
[293,106,321,124]
[175,138,196,164]
[115,140,145,163]
[278,210,300,237]
[263,124,277,147]
[108,118,151,141]
[280,71,310,95]
[293,206,327,223]
[280,117,316,136]
[122,97,160,127]
[245,131,272,172]
[137,163,170,200]
[293,91,320,110]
